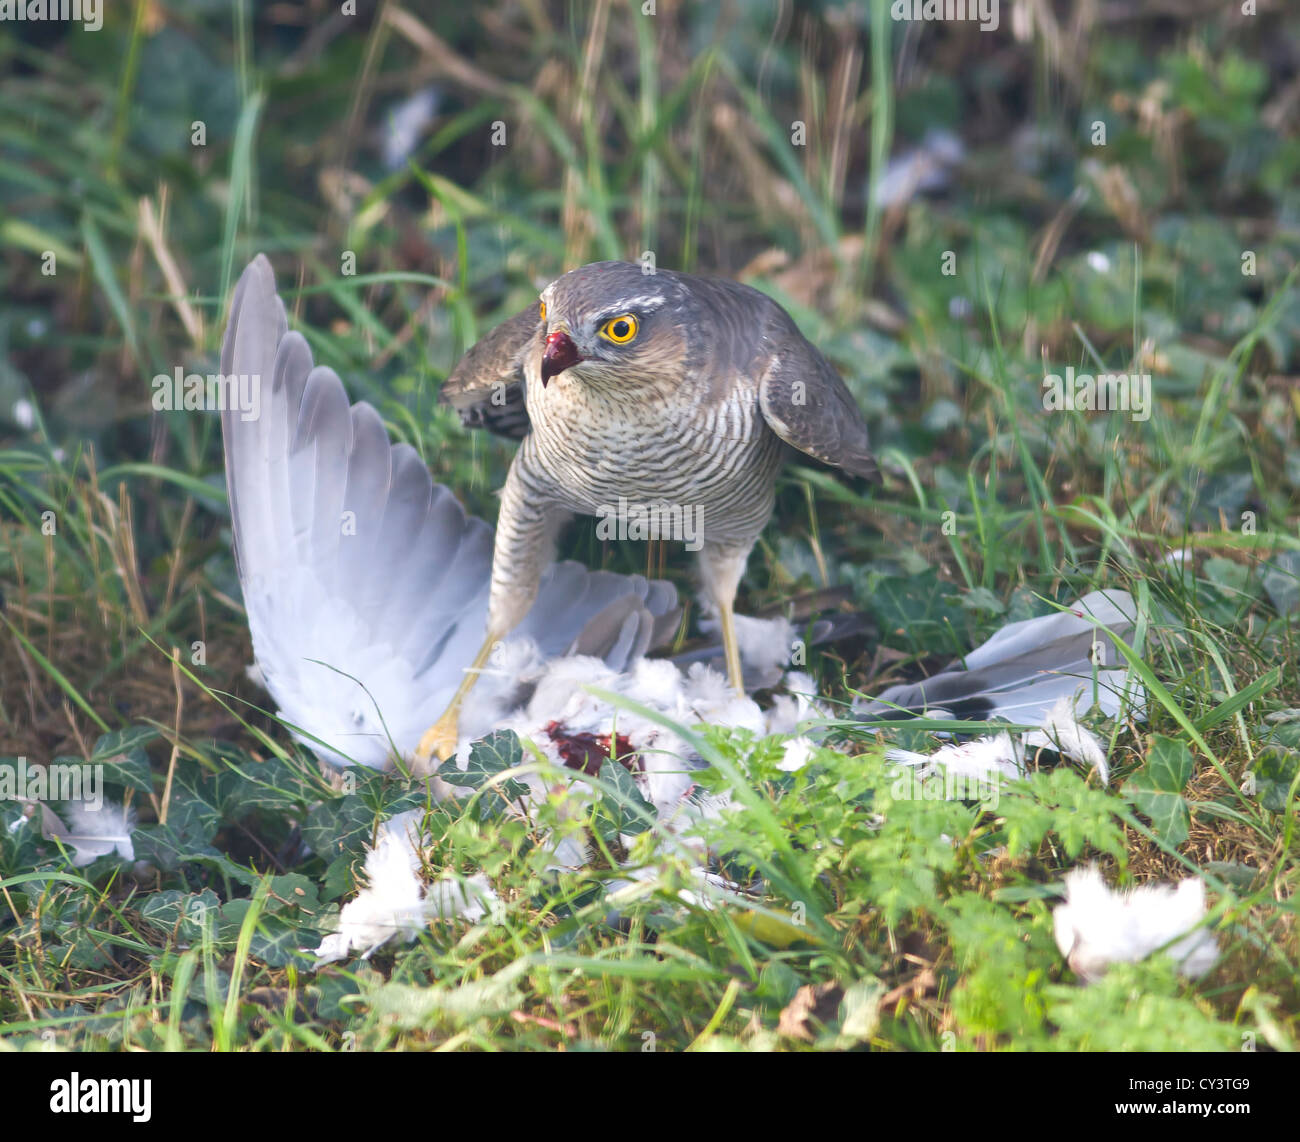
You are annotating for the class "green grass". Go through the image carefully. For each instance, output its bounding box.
[1,3,1299,1051]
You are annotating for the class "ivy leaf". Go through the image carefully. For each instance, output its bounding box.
[0,799,49,871]
[1202,860,1258,890]
[302,795,376,863]
[131,823,221,871]
[1202,556,1258,600]
[1261,715,1300,750]
[91,725,159,762]
[321,854,359,902]
[1124,735,1195,846]
[455,731,530,818]
[49,930,116,971]
[596,759,656,838]
[960,586,1006,616]
[309,967,372,1020]
[209,745,309,818]
[261,873,322,917]
[250,917,313,967]
[219,901,310,967]
[139,889,222,944]
[164,791,223,848]
[1142,736,1195,793]
[1250,747,1300,813]
[1126,784,1191,845]
[1261,551,1300,615]
[89,729,156,793]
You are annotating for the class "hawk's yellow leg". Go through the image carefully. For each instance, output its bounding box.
[412,632,499,774]
[718,597,746,697]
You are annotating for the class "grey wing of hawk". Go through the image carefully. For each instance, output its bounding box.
[757,315,880,483]
[439,304,540,440]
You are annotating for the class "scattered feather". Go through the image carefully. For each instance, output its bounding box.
[314,810,496,964]
[1025,696,1110,784]
[382,87,440,170]
[778,737,815,772]
[874,129,965,208]
[696,612,795,689]
[767,671,824,734]
[41,800,136,867]
[887,731,1023,782]
[1052,865,1218,982]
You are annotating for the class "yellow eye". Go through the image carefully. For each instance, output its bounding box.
[539,300,547,323]
[599,314,638,344]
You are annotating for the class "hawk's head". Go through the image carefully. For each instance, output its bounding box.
[534,261,691,388]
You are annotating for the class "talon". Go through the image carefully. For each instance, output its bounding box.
[408,631,501,778]
[412,710,461,776]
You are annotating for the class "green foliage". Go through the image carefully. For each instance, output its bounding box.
[1125,735,1196,847]
[452,729,532,819]
[1,1,1297,1053]
[1001,768,1127,864]
[1045,962,1243,1052]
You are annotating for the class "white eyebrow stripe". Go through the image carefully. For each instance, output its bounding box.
[602,296,668,315]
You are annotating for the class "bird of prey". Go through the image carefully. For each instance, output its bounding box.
[220,256,679,772]
[421,260,878,764]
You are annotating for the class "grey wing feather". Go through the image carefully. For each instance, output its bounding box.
[565,596,654,672]
[221,256,676,770]
[758,317,880,482]
[439,304,541,439]
[858,590,1145,727]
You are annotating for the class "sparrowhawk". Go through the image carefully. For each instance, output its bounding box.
[418,260,878,764]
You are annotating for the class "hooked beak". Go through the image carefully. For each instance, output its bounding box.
[541,330,583,386]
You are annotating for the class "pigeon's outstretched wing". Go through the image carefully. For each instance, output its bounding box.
[857,590,1144,727]
[221,256,676,770]
[437,303,539,439]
